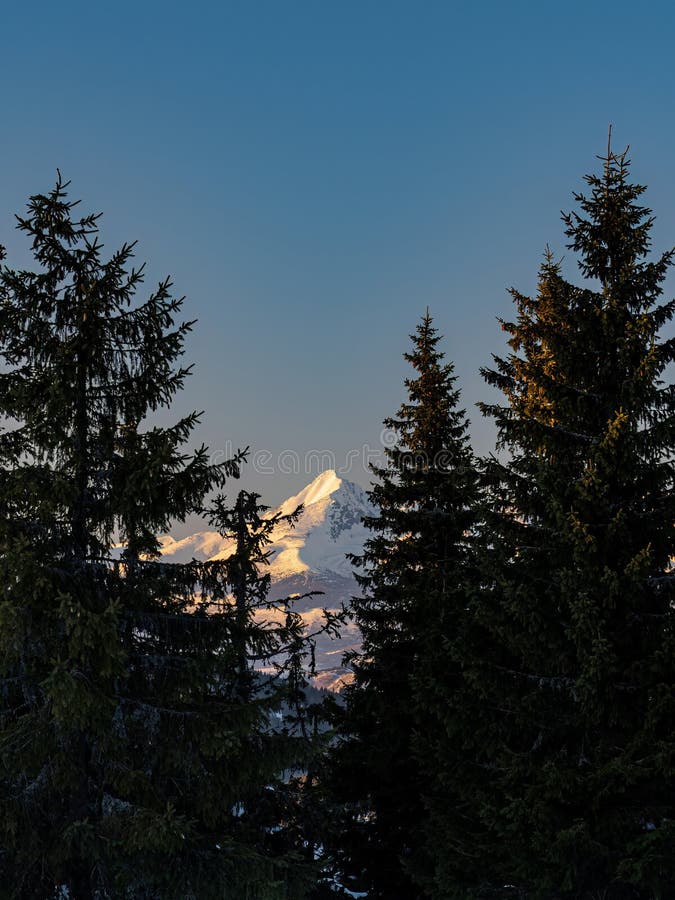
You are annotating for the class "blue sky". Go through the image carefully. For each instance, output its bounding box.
[3,0,675,519]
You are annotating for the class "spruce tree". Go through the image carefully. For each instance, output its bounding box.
[331,312,481,899]
[195,488,332,899]
[0,176,320,898]
[452,145,675,898]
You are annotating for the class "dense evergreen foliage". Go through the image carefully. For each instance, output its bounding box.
[0,179,321,899]
[329,312,481,898]
[2,144,675,900]
[443,146,675,898]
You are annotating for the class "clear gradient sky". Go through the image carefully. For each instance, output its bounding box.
[3,1,675,522]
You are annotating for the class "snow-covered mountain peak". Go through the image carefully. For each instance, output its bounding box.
[265,470,372,578]
[155,470,370,682]
[277,469,342,515]
[158,470,373,580]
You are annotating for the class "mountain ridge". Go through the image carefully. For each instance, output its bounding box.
[159,469,373,580]
[158,470,372,688]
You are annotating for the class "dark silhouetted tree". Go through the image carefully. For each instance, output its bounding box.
[0,177,323,899]
[329,312,481,899]
[451,145,675,898]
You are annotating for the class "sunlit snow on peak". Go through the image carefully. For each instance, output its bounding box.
[277,469,343,515]
[158,470,373,580]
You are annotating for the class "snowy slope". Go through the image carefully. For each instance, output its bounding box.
[158,471,373,685]
[159,469,373,580]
